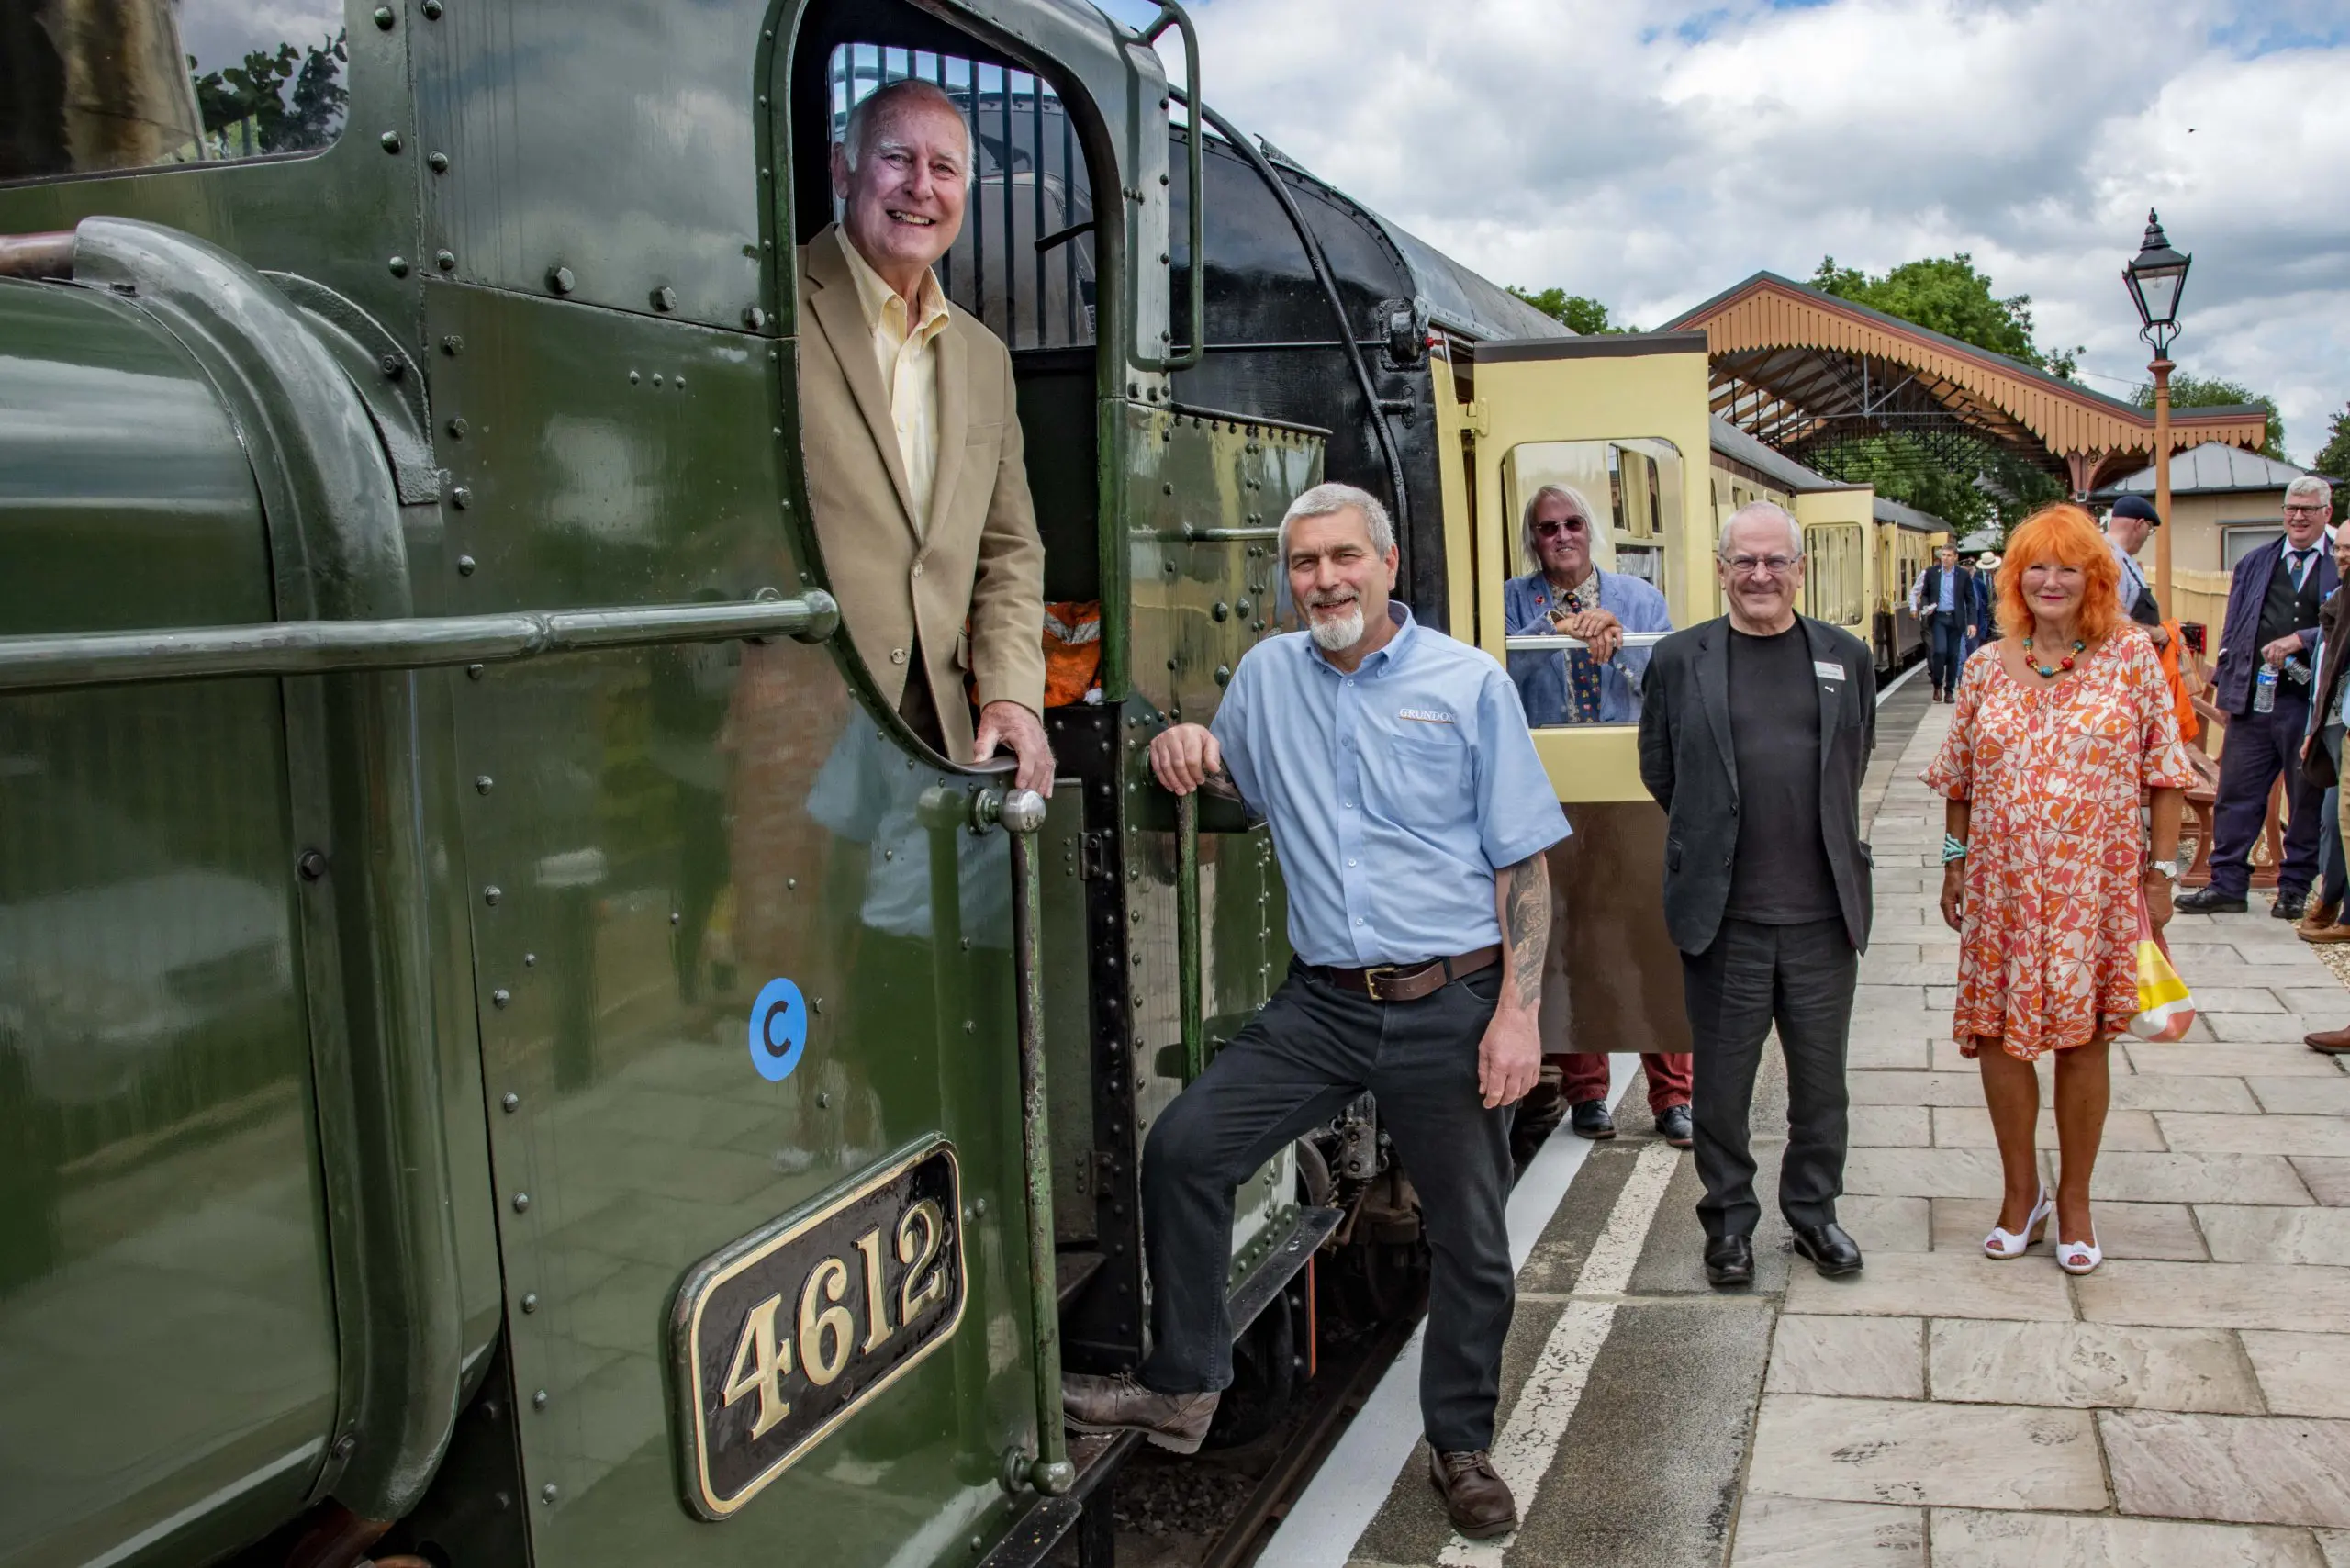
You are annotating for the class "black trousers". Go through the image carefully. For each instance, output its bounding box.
[2208,689,2323,900]
[1681,916,1856,1239]
[1139,959,1513,1452]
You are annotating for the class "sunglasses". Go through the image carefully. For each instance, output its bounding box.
[1533,518,1590,538]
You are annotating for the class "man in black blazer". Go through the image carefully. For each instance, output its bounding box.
[2177,477,2339,919]
[1912,544,1988,702]
[1638,502,1875,1287]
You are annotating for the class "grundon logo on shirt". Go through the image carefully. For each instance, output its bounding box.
[1396,708,1458,725]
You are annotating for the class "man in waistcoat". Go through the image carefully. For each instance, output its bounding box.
[2177,476,2339,918]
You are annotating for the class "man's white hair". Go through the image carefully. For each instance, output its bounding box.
[1278,481,1394,565]
[1519,482,1599,575]
[1718,499,1805,560]
[841,78,976,185]
[2286,475,2335,509]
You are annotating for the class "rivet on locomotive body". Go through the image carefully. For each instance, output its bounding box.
[547,265,575,295]
[511,1192,529,1212]
[1215,665,1231,686]
[652,286,677,312]
[675,375,685,390]
[744,305,767,330]
[387,255,410,277]
[442,334,464,355]
[484,885,501,905]
[379,130,402,153]
[523,952,536,966]
[817,1092,830,1109]
[372,4,394,26]
[520,1292,538,1312]
[492,988,510,1008]
[542,1484,558,1504]
[466,663,484,679]
[628,370,640,385]
[437,250,456,271]
[532,1389,548,1409]
[456,555,476,576]
[451,486,473,509]
[447,416,467,439]
[297,848,328,881]
[501,1092,520,1113]
[653,374,665,388]
[421,0,442,16]
[333,1433,359,1459]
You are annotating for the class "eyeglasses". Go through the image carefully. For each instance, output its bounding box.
[2284,503,2330,517]
[1724,554,1797,577]
[1533,518,1590,538]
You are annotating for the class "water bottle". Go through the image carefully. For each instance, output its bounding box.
[2255,664,2278,714]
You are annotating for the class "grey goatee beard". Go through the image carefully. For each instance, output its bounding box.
[1308,605,1364,652]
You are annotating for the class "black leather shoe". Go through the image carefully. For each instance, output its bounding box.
[1703,1235,1754,1287]
[1570,1099,1615,1139]
[2175,887,2248,914]
[2273,891,2308,921]
[1655,1104,1694,1148]
[1792,1223,1864,1277]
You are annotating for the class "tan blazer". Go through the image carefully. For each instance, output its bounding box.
[796,224,1046,760]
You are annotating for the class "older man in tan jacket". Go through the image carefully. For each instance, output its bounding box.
[798,77,1051,791]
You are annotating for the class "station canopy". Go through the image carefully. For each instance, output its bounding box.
[1664,273,2271,497]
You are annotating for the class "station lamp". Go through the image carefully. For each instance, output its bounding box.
[2122,211,2191,605]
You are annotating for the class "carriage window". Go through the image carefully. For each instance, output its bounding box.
[1,0,345,184]
[1802,523,1865,629]
[827,45,1096,348]
[1501,439,1684,730]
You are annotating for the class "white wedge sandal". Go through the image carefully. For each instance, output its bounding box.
[1983,1187,2053,1260]
[2054,1233,2102,1274]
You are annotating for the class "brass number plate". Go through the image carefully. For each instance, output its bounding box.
[671,1139,966,1518]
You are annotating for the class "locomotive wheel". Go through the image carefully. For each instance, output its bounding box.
[1203,1286,1297,1450]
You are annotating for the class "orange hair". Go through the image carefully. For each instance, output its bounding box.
[1995,502,2122,644]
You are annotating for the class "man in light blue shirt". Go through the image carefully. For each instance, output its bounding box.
[1063,482,1565,1540]
[1504,483,1673,724]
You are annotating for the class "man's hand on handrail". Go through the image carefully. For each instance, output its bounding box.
[1148,722,1237,800]
[975,700,1056,797]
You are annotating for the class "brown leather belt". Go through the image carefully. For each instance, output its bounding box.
[1315,945,1502,1003]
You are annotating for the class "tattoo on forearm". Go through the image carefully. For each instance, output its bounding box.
[1503,858,1549,1010]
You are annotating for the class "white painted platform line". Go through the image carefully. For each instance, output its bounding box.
[1437,1138,1680,1567]
[1876,656,1923,703]
[1257,1052,1641,1568]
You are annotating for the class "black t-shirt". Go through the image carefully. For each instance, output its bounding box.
[1725,624,1842,924]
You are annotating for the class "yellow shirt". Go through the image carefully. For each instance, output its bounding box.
[838,234,952,535]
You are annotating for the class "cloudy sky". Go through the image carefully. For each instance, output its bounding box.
[1108,0,2349,464]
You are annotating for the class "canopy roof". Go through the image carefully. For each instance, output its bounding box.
[2094,441,2311,499]
[1664,273,2271,496]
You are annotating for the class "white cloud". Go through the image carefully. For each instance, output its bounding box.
[1120,0,2350,462]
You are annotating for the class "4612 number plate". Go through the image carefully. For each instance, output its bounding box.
[670,1138,965,1518]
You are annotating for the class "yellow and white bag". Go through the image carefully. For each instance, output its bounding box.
[2127,898,2196,1043]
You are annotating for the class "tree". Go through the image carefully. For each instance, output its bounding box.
[2130,372,2287,462]
[1811,253,2081,377]
[191,32,346,158]
[2315,401,2350,480]
[1507,286,1632,335]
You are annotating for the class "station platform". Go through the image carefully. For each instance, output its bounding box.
[1259,674,2350,1568]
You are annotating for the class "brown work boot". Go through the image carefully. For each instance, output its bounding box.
[1428,1449,1518,1540]
[1061,1372,1218,1453]
[2307,1025,2350,1056]
[2303,922,2350,945]
[2298,902,2342,938]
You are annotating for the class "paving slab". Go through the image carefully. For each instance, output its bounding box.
[1928,1198,2206,1260]
[2076,1261,2350,1333]
[1928,1508,2330,1567]
[1728,1496,1923,1567]
[1932,1104,2166,1151]
[1745,1394,2106,1511]
[2159,1113,2350,1156]
[1844,1146,2013,1199]
[1782,1250,2073,1322]
[1850,1104,1933,1147]
[2198,1205,2350,1265]
[2252,1077,2350,1115]
[2054,1151,2313,1205]
[1764,1315,1923,1399]
[2296,1158,2350,1205]
[2127,1041,2346,1075]
[1840,1194,1930,1253]
[2101,1409,2350,1527]
[1925,1318,2261,1413]
[2243,1331,2350,1418]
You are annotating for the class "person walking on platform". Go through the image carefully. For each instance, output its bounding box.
[1064,483,1567,1540]
[1923,505,2194,1273]
[1638,502,1875,1289]
[1912,543,1987,702]
[2176,476,2338,918]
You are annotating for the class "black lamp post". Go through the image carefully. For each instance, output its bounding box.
[2123,211,2192,603]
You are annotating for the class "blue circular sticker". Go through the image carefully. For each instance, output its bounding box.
[747,978,808,1082]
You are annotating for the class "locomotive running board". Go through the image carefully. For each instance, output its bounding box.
[1229,1204,1344,1338]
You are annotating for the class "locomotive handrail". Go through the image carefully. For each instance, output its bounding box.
[1181,524,1281,543]
[0,591,840,692]
[1131,1,1204,374]
[1176,791,1204,1082]
[1503,631,1672,652]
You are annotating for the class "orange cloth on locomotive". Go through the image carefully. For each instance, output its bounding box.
[2157,619,2198,747]
[964,601,1102,709]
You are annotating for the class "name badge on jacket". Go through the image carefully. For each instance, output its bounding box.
[1815,661,1845,682]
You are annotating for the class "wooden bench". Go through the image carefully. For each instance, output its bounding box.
[2180,655,2285,890]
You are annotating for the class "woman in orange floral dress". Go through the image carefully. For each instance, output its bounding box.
[1921,504,2193,1274]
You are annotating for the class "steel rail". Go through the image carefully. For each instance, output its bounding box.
[0,591,839,692]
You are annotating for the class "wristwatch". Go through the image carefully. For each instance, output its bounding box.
[2146,859,2180,882]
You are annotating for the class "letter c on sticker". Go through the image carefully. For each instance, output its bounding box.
[747,978,808,1082]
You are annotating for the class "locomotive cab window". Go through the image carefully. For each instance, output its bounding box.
[1500,439,1684,729]
[786,4,1107,769]
[2,0,347,183]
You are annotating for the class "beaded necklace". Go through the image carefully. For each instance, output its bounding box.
[2020,633,2086,679]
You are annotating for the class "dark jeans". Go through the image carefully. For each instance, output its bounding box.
[1926,613,1972,691]
[1680,916,1856,1239]
[1140,959,1513,1452]
[2208,689,2323,899]
[2319,727,2344,910]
